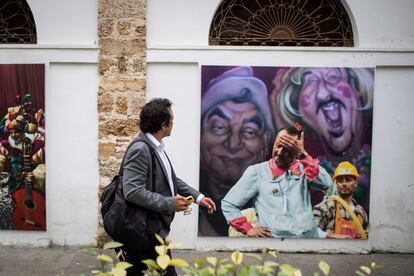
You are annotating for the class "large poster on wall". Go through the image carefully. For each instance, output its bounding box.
[0,64,46,231]
[199,65,374,239]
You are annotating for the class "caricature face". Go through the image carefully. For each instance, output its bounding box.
[298,68,361,154]
[201,101,266,184]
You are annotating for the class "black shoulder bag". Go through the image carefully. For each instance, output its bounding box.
[101,138,162,254]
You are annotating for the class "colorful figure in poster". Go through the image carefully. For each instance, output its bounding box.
[313,161,368,239]
[0,94,45,230]
[222,125,333,238]
[271,67,373,211]
[199,66,275,236]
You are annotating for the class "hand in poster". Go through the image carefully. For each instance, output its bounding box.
[247,226,271,237]
[200,197,216,214]
[278,132,305,158]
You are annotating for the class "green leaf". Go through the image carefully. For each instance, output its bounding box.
[360,266,371,274]
[231,250,243,265]
[279,263,298,276]
[217,258,229,265]
[155,233,165,245]
[319,261,330,275]
[103,241,123,250]
[156,254,171,270]
[246,253,262,261]
[111,266,127,276]
[91,270,102,274]
[169,258,189,267]
[264,260,279,267]
[194,258,207,269]
[155,245,167,256]
[81,248,99,257]
[222,264,236,272]
[207,257,218,266]
[142,259,160,270]
[97,254,114,263]
[355,270,365,276]
[182,266,197,275]
[166,242,182,250]
[313,272,320,276]
[200,268,213,276]
[217,266,229,276]
[115,261,133,270]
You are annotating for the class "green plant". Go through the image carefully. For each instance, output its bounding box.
[141,235,381,276]
[81,241,132,276]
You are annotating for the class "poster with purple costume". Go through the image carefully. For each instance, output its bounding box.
[199,65,373,239]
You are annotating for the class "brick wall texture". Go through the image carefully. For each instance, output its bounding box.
[97,0,146,245]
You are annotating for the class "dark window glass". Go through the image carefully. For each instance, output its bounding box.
[0,0,37,44]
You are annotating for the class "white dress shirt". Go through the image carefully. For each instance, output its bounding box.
[145,133,204,204]
[146,133,175,196]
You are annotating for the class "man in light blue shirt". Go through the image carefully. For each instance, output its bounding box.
[222,125,333,238]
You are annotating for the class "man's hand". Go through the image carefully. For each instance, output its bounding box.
[278,132,305,158]
[246,227,271,237]
[24,172,34,184]
[173,195,191,212]
[200,197,216,214]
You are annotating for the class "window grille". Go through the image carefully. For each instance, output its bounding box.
[0,0,37,44]
[209,0,353,47]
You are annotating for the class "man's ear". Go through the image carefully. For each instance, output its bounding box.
[161,121,169,129]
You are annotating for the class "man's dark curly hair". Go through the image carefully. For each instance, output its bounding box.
[139,98,172,134]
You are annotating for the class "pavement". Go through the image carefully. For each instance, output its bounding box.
[0,246,413,275]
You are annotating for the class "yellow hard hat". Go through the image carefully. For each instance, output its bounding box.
[333,161,359,180]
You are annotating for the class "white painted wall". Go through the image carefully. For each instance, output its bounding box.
[147,0,414,49]
[146,0,414,253]
[27,0,98,45]
[0,0,99,246]
[0,57,99,246]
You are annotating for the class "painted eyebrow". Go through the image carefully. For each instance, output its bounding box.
[244,116,262,128]
[207,107,230,121]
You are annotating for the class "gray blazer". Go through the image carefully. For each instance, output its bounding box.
[122,133,200,236]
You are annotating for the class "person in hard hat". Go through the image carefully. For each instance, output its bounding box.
[313,161,368,239]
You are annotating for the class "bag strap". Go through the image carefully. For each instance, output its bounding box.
[118,137,157,191]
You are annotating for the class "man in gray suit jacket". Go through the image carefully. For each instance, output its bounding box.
[122,98,216,275]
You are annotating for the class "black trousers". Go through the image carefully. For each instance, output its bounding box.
[119,246,177,276]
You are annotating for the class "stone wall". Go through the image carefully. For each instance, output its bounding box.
[97,0,146,244]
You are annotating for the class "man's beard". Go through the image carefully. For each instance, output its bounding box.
[338,191,354,198]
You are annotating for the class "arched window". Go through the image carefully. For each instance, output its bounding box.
[0,0,37,44]
[209,0,353,47]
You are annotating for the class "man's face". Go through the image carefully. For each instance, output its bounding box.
[298,68,360,154]
[163,108,174,137]
[201,101,265,184]
[272,130,296,169]
[335,175,358,198]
